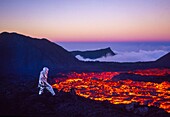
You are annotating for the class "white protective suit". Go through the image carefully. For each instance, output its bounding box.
[38,67,55,96]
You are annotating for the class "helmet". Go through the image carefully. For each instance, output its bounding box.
[43,67,49,72]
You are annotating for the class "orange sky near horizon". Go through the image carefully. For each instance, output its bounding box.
[0,0,170,42]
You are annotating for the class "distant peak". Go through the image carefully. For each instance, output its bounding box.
[0,31,24,36]
[41,38,49,41]
[71,47,116,59]
[0,31,10,35]
[105,47,111,50]
[96,47,112,52]
[0,32,49,42]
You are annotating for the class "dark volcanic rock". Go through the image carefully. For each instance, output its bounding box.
[124,102,169,117]
[156,52,170,67]
[0,32,80,77]
[71,47,116,59]
[0,76,170,117]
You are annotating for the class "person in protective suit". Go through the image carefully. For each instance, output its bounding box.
[38,67,55,96]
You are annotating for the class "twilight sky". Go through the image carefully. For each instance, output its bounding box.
[0,0,170,42]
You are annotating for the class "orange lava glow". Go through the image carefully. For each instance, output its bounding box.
[52,69,170,113]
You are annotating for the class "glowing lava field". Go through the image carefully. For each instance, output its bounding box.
[53,68,170,113]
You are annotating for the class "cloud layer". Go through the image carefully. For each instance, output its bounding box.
[76,50,169,62]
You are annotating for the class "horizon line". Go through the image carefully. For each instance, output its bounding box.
[1,31,170,43]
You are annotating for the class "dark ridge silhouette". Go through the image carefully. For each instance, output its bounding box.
[71,47,116,59]
[156,52,170,67]
[0,32,170,78]
[0,32,80,77]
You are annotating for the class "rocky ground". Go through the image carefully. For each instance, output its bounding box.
[0,76,169,117]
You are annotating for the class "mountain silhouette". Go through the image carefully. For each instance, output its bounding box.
[0,32,80,77]
[71,47,116,59]
[0,32,170,78]
[156,52,170,67]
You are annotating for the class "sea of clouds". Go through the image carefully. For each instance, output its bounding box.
[76,50,169,62]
